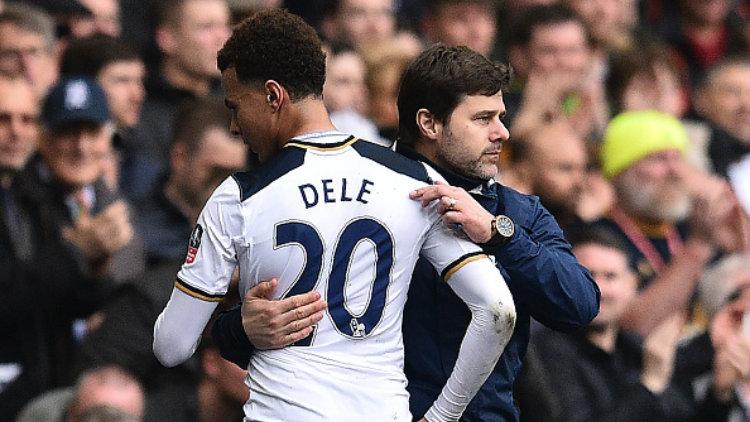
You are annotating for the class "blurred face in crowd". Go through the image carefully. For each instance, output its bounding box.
[70,0,122,38]
[524,121,587,214]
[97,60,146,129]
[574,242,637,328]
[424,2,497,58]
[159,0,231,79]
[430,92,509,181]
[565,0,632,49]
[622,62,685,117]
[67,367,144,421]
[323,50,367,114]
[0,22,57,96]
[335,0,395,48]
[615,149,691,223]
[41,121,113,189]
[527,20,590,76]
[172,126,247,208]
[696,63,750,144]
[680,0,732,27]
[0,78,38,172]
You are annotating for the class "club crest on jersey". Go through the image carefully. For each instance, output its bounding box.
[185,224,203,264]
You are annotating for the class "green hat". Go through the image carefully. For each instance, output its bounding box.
[600,110,688,179]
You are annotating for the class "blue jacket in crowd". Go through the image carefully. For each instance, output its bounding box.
[211,146,600,421]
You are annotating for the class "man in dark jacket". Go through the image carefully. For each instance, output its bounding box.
[211,44,600,421]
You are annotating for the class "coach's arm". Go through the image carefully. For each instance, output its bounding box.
[212,279,326,367]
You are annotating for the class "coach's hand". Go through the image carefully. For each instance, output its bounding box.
[410,181,495,243]
[241,278,327,350]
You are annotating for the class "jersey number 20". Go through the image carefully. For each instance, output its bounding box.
[275,218,394,346]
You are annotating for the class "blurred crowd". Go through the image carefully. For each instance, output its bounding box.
[0,0,749,421]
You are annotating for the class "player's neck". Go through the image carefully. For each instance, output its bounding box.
[281,97,336,143]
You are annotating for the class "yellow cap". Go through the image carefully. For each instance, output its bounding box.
[600,110,688,179]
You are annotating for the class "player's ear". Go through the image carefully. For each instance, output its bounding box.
[264,80,284,111]
[416,108,442,141]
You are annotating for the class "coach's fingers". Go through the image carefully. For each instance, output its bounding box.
[278,298,328,326]
[410,184,453,206]
[441,210,465,226]
[245,278,278,300]
[275,290,324,315]
[283,325,316,346]
[284,310,325,336]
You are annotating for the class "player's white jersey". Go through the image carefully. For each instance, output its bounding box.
[177,132,487,421]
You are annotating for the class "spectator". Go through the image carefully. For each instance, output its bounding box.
[1,75,122,420]
[506,4,608,142]
[322,43,368,116]
[61,34,145,133]
[0,3,59,97]
[320,0,397,50]
[673,253,750,421]
[60,34,146,194]
[137,97,246,265]
[16,365,144,422]
[606,41,686,117]
[563,0,640,51]
[68,0,122,38]
[421,0,498,59]
[0,74,44,420]
[694,58,750,177]
[74,98,245,422]
[648,0,749,113]
[597,110,749,337]
[360,36,421,141]
[34,76,143,283]
[517,226,685,422]
[129,0,230,201]
[322,43,386,145]
[502,119,612,231]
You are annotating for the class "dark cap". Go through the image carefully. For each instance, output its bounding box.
[42,77,110,131]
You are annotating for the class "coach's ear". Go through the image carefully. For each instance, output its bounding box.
[416,108,443,141]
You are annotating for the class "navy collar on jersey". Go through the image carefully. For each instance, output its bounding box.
[395,142,493,193]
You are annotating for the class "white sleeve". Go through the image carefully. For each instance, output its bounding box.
[421,200,516,422]
[153,177,242,367]
[176,178,242,300]
[153,288,218,367]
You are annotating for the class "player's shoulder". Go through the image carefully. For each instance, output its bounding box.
[231,147,308,202]
[350,139,432,184]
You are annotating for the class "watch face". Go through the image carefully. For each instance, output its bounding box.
[496,215,514,238]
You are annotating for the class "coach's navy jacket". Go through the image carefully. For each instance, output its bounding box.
[211,145,600,422]
[399,148,600,421]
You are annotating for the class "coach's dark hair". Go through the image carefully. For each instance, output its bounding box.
[61,35,141,77]
[172,97,231,155]
[507,4,591,49]
[217,9,326,100]
[397,44,511,146]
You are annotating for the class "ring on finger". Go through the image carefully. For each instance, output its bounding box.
[447,197,457,211]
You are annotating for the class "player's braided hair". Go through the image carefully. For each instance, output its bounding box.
[217,9,326,101]
[397,44,511,146]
